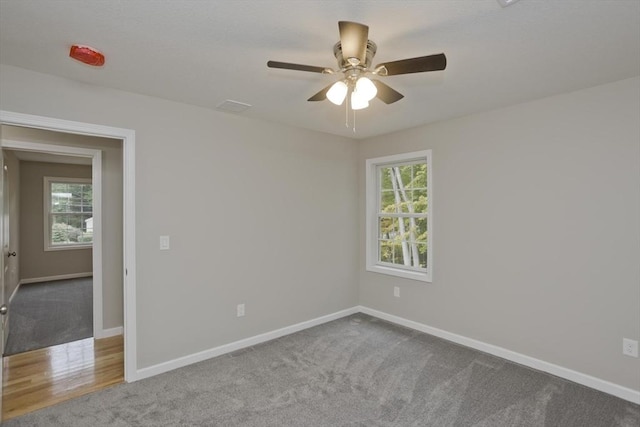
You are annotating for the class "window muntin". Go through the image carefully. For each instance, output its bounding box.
[44,177,93,250]
[366,151,432,282]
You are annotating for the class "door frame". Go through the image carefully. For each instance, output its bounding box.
[0,110,136,382]
[0,151,5,416]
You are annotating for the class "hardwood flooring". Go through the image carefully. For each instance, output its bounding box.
[2,335,124,421]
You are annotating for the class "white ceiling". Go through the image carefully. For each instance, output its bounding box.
[0,1,638,139]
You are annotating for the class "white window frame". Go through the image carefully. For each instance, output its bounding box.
[44,176,93,251]
[366,150,433,282]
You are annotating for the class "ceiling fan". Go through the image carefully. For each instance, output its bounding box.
[267,21,447,110]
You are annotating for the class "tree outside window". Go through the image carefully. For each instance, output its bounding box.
[378,162,427,269]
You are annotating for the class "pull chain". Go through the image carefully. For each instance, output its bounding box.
[343,89,357,133]
[345,94,349,128]
[353,108,356,133]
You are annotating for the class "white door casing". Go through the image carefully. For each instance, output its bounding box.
[0,150,5,418]
[2,154,11,349]
[0,110,137,383]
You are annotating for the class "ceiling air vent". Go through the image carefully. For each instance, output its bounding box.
[216,100,252,114]
[497,0,522,6]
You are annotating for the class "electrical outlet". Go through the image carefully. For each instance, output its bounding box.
[394,286,400,298]
[237,304,245,317]
[623,338,638,357]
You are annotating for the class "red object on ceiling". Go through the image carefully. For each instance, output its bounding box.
[69,45,105,66]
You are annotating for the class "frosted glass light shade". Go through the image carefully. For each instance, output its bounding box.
[351,91,369,110]
[326,81,348,105]
[355,77,377,101]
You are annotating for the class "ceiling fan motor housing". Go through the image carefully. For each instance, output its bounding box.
[333,40,377,72]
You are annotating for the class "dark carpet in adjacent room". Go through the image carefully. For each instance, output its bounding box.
[4,278,93,355]
[4,314,638,426]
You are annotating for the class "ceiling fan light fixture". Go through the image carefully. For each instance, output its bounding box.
[355,77,377,101]
[351,91,369,110]
[327,80,348,105]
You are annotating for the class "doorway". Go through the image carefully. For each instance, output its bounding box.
[0,110,137,420]
[4,148,97,356]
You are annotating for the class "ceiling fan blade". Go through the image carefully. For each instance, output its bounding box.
[338,21,369,65]
[372,80,404,104]
[267,61,330,74]
[307,83,333,102]
[376,53,447,76]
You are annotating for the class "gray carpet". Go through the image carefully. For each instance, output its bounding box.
[4,314,639,426]
[4,278,93,355]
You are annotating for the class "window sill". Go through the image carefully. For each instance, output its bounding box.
[366,264,431,283]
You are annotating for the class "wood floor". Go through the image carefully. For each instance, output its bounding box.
[2,335,124,421]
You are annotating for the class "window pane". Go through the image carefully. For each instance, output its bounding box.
[391,242,404,265]
[417,243,427,268]
[401,218,427,244]
[378,164,427,214]
[397,165,412,188]
[51,182,92,213]
[379,240,426,269]
[378,215,427,268]
[380,190,396,212]
[413,163,427,189]
[379,217,427,241]
[380,240,405,265]
[378,217,398,239]
[51,183,72,212]
[51,213,93,245]
[413,188,427,207]
[415,216,427,240]
[379,215,401,265]
[380,168,393,191]
[380,240,392,264]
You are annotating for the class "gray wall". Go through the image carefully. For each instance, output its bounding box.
[19,161,93,279]
[0,64,636,394]
[357,76,640,391]
[3,150,20,301]
[3,127,124,331]
[0,64,359,369]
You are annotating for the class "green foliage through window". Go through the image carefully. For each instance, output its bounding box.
[378,163,427,269]
[48,180,93,246]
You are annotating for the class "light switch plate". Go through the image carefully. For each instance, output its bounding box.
[159,235,170,250]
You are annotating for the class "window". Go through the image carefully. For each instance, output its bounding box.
[366,150,432,282]
[44,177,93,251]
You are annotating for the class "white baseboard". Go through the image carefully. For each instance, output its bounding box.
[134,307,359,381]
[131,304,638,404]
[20,272,93,284]
[358,306,640,405]
[95,326,123,339]
[8,280,22,304]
